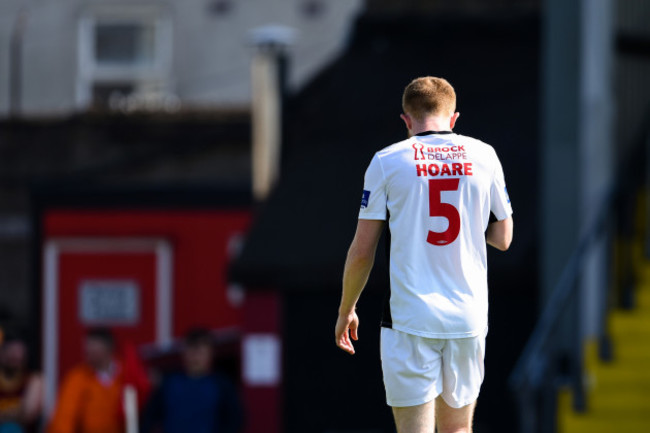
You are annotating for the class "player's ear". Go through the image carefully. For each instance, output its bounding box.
[400,113,412,131]
[450,112,460,130]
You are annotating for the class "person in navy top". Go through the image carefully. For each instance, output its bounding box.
[142,329,243,433]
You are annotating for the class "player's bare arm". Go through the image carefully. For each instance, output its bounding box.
[335,219,384,355]
[486,216,513,251]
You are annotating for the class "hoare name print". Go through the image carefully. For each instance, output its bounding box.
[416,162,473,177]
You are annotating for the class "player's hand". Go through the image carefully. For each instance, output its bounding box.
[335,311,359,355]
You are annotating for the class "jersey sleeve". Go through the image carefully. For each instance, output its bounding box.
[358,154,387,220]
[490,151,513,221]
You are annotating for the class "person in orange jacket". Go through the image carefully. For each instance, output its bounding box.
[48,328,148,433]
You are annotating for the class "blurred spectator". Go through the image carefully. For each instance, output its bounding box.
[0,335,43,433]
[48,328,126,433]
[142,328,243,433]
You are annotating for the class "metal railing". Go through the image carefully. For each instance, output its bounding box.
[508,188,614,433]
[508,114,650,433]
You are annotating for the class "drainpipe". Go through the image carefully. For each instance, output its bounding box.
[9,8,28,118]
[249,25,295,201]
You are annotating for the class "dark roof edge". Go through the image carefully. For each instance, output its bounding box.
[30,182,253,210]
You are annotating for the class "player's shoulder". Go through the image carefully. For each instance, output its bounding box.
[453,133,501,160]
[453,133,495,151]
[373,137,416,159]
[380,137,412,153]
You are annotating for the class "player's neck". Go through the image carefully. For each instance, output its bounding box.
[410,117,452,135]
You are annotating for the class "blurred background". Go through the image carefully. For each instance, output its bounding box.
[0,0,649,432]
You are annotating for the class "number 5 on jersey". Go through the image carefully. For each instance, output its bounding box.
[427,178,460,246]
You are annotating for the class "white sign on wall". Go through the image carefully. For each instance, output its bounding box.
[242,333,281,386]
[79,280,140,325]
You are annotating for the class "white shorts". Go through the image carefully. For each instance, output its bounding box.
[380,327,487,408]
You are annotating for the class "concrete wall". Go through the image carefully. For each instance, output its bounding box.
[540,0,615,344]
[0,0,364,117]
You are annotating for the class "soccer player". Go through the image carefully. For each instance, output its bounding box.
[334,77,513,433]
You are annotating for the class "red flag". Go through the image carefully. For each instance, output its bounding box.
[120,341,152,409]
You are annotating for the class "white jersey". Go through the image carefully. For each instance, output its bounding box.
[359,131,512,338]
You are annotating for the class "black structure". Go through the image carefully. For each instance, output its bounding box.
[232,13,540,433]
[0,108,251,337]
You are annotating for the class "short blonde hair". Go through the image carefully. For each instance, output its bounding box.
[402,77,456,120]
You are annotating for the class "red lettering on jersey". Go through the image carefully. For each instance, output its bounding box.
[434,145,463,153]
[413,143,425,160]
[417,162,473,177]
